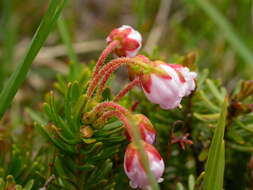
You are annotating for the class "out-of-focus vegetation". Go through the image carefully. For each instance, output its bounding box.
[0,0,253,189]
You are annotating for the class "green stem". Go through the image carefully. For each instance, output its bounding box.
[57,16,80,81]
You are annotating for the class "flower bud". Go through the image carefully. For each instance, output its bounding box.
[124,141,164,189]
[125,114,156,144]
[140,61,197,109]
[106,25,142,57]
[80,126,94,138]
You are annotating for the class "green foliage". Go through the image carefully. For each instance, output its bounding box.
[1,0,253,189]
[26,70,127,189]
[0,0,68,119]
[190,0,253,68]
[0,175,34,190]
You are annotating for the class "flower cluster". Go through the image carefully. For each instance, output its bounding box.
[85,25,197,189]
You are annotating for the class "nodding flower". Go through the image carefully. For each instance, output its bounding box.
[124,141,164,189]
[139,61,197,109]
[106,25,142,57]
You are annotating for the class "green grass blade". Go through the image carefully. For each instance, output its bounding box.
[0,0,16,89]
[133,0,146,31]
[0,0,68,119]
[202,97,228,190]
[191,0,253,68]
[57,16,80,81]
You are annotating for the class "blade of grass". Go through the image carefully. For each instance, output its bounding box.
[57,16,80,81]
[0,0,16,89]
[191,0,253,68]
[202,96,228,190]
[133,0,146,31]
[0,0,68,119]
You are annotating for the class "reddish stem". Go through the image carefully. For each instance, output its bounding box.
[92,40,120,79]
[96,110,132,136]
[87,57,134,97]
[113,78,140,102]
[95,62,122,98]
[91,101,131,116]
[131,101,140,112]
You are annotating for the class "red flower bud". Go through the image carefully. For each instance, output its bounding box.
[106,25,142,57]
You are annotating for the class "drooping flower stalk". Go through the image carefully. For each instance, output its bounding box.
[96,111,156,145]
[91,40,120,79]
[88,57,166,98]
[95,61,126,99]
[131,101,139,112]
[113,78,140,102]
[87,57,157,98]
[86,57,134,97]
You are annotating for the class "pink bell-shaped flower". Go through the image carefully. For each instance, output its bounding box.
[106,25,142,57]
[124,141,164,189]
[140,61,197,109]
[125,114,156,144]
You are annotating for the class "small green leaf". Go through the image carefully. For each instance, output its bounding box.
[82,138,97,144]
[235,120,253,133]
[188,175,195,190]
[34,123,75,154]
[206,79,224,103]
[70,81,80,102]
[194,112,220,121]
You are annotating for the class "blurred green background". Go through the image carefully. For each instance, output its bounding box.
[1,0,252,86]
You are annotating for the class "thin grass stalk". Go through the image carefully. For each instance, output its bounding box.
[57,16,80,81]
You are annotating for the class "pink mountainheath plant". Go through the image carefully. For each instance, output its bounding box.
[33,25,198,189]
